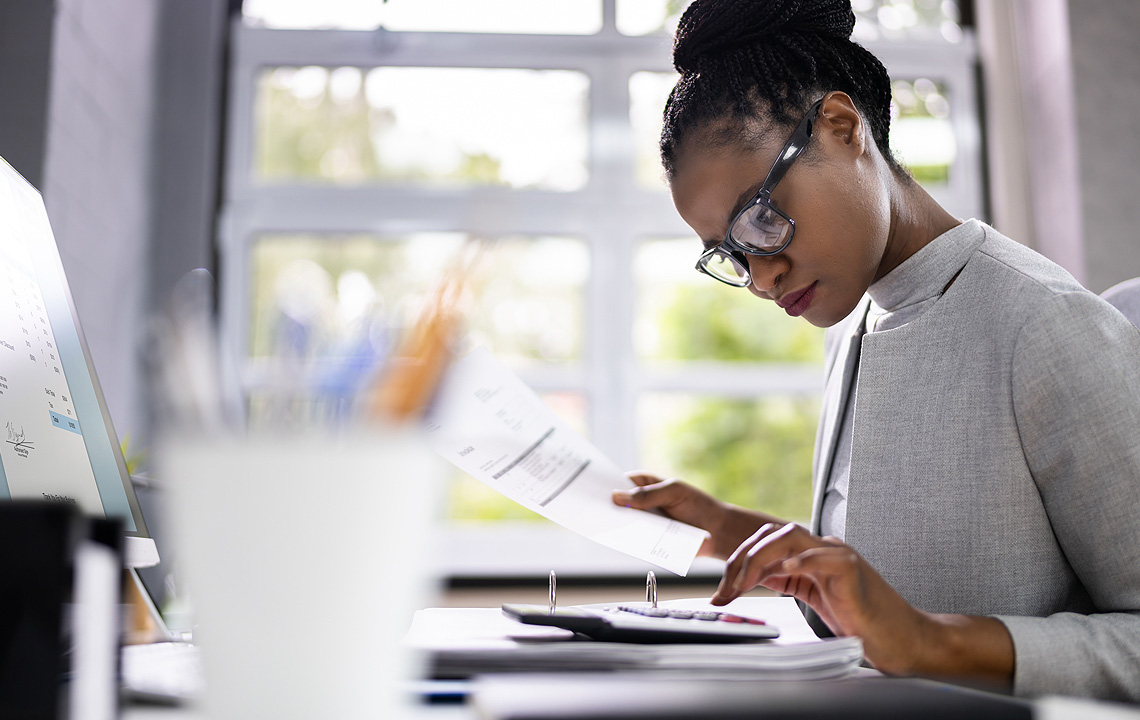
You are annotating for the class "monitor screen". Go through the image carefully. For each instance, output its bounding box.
[0,155,157,567]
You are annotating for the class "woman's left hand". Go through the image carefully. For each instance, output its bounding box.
[711,522,937,676]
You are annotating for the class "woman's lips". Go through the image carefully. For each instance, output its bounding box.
[777,282,817,317]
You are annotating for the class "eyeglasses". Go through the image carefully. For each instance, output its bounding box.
[695,98,823,287]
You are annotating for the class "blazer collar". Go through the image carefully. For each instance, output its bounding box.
[810,296,870,535]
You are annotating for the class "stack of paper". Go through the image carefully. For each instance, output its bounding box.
[406,597,863,681]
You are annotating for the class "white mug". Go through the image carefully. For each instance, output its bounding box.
[162,429,444,719]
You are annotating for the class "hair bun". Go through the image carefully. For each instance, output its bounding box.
[673,0,856,74]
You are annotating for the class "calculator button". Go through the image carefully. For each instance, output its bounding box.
[720,614,744,623]
[666,610,694,619]
[692,612,722,621]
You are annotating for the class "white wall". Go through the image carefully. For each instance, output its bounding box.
[41,0,160,440]
[1068,0,1140,293]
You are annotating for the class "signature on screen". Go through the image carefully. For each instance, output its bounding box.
[5,421,34,452]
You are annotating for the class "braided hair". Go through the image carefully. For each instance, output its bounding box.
[661,0,905,178]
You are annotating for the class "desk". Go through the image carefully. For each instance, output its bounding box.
[121,685,1140,720]
[123,705,474,720]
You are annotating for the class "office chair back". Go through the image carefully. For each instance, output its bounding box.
[1102,277,1140,329]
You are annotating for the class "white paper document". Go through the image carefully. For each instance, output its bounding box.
[408,597,863,680]
[426,347,707,575]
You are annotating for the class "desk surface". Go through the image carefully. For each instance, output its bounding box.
[122,688,1140,720]
[123,705,473,720]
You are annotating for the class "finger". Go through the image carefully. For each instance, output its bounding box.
[612,477,682,511]
[737,523,822,586]
[713,523,820,605]
[763,547,862,617]
[625,471,665,487]
[613,472,667,506]
[711,523,783,605]
[769,546,858,582]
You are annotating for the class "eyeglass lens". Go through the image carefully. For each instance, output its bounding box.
[729,202,792,253]
[698,250,750,286]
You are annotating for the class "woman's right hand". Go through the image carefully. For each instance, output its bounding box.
[612,472,778,560]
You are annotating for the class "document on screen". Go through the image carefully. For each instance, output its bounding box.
[425,347,707,576]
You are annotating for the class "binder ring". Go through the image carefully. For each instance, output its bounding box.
[548,570,557,613]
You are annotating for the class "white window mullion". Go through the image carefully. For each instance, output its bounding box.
[584,52,640,467]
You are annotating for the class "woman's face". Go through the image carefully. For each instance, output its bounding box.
[669,104,892,328]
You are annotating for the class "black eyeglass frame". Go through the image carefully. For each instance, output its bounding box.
[695,98,824,287]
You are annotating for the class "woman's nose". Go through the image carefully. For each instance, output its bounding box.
[746,254,788,297]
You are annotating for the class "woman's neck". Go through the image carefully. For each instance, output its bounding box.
[875,174,961,282]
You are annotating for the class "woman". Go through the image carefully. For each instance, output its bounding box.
[613,0,1140,701]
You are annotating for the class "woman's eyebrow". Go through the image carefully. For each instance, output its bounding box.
[701,181,767,250]
[727,181,765,223]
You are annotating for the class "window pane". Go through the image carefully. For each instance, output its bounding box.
[639,394,818,523]
[629,72,677,190]
[255,67,589,189]
[852,0,964,43]
[890,78,955,187]
[243,0,602,34]
[617,0,689,36]
[634,239,824,363]
[249,234,587,366]
[448,392,589,522]
[618,0,963,42]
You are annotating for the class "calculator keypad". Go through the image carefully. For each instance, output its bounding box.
[615,605,767,625]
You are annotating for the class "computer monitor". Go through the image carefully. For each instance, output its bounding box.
[0,154,158,568]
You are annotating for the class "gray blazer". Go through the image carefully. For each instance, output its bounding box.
[810,221,1140,700]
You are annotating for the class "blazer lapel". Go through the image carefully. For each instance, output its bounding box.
[810,298,869,534]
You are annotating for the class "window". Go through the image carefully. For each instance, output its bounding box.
[223,0,980,576]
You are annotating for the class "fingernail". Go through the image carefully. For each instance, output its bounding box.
[612,491,631,507]
[783,557,801,571]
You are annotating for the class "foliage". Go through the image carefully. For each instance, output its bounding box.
[256,69,510,186]
[450,283,824,524]
[647,284,824,523]
[257,71,383,183]
[447,474,544,522]
[656,284,823,363]
[659,396,818,523]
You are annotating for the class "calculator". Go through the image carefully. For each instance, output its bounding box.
[500,604,780,644]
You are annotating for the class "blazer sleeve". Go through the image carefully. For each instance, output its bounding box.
[996,290,1140,700]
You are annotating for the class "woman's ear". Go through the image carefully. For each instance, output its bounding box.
[817,91,866,157]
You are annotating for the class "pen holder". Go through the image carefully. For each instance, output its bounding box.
[161,428,444,720]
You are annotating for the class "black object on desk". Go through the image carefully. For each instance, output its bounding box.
[502,603,780,644]
[0,501,123,720]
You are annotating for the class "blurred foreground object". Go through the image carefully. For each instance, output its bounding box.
[0,501,122,720]
[150,268,237,434]
[154,256,464,717]
[163,430,445,720]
